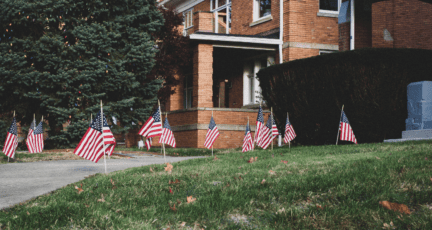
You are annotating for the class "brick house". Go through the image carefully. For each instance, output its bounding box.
[129,0,431,149]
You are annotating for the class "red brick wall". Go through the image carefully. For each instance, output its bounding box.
[192,44,213,108]
[283,0,339,61]
[338,22,350,51]
[372,0,432,50]
[194,0,211,12]
[231,0,280,35]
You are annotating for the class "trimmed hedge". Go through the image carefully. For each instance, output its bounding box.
[257,48,432,145]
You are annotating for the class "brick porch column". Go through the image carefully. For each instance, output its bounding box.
[193,44,213,108]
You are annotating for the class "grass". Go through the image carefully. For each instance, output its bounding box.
[116,146,232,157]
[1,140,432,229]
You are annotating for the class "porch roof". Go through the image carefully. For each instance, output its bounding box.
[189,32,282,46]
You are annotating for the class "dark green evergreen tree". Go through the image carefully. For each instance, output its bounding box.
[0,0,164,148]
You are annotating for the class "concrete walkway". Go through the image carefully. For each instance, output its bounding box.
[0,154,207,210]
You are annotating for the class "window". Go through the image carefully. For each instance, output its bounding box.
[211,0,231,34]
[253,0,272,23]
[319,0,340,12]
[183,75,193,109]
[183,9,193,29]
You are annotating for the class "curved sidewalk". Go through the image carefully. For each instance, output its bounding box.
[0,154,207,210]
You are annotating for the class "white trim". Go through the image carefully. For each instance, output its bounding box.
[177,0,206,13]
[189,33,283,45]
[279,0,283,64]
[250,15,273,27]
[213,44,276,51]
[350,0,355,50]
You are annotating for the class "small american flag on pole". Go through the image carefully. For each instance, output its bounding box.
[26,119,36,153]
[32,121,44,153]
[74,111,105,163]
[260,114,274,149]
[339,111,358,144]
[254,106,264,144]
[145,137,152,151]
[3,117,18,159]
[271,115,279,137]
[139,107,162,138]
[242,122,253,152]
[284,115,296,143]
[204,116,220,149]
[159,117,176,148]
[102,115,116,156]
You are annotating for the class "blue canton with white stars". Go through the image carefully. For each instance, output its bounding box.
[163,117,172,130]
[245,123,251,136]
[102,114,110,127]
[266,115,272,129]
[209,117,217,130]
[29,120,35,131]
[341,111,350,124]
[152,108,161,122]
[8,117,17,136]
[89,112,103,132]
[34,121,44,135]
[257,106,264,123]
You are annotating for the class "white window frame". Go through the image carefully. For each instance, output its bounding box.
[253,0,272,22]
[319,0,341,15]
[183,8,194,30]
[211,0,231,34]
[184,75,193,109]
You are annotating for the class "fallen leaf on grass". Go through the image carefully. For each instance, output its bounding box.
[169,179,181,184]
[150,168,154,173]
[213,156,219,160]
[276,207,285,214]
[97,194,105,202]
[379,201,411,215]
[180,222,186,227]
[177,199,181,205]
[169,203,177,212]
[430,177,432,183]
[115,209,121,213]
[316,204,323,210]
[223,183,230,189]
[187,196,196,203]
[27,211,30,215]
[238,166,242,169]
[255,157,258,161]
[84,204,89,208]
[280,153,283,156]
[375,156,381,160]
[169,187,173,194]
[110,178,115,185]
[75,185,84,194]
[247,157,254,163]
[269,170,276,175]
[165,163,173,173]
[281,160,288,164]
[261,179,266,184]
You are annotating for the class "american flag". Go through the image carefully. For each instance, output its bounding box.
[26,119,36,153]
[145,137,152,151]
[254,106,264,144]
[339,111,357,144]
[204,116,220,149]
[271,115,279,137]
[242,122,253,152]
[284,116,296,143]
[102,115,116,156]
[74,111,105,163]
[32,121,44,153]
[159,117,176,148]
[3,117,18,158]
[139,107,162,138]
[259,114,273,149]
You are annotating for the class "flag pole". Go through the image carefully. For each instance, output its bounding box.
[288,112,290,149]
[271,107,273,151]
[9,111,15,162]
[212,109,214,157]
[101,100,107,174]
[159,100,166,163]
[336,105,344,145]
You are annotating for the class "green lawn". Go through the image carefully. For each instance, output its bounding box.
[1,141,432,229]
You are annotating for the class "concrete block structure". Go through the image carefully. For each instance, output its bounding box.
[135,0,432,149]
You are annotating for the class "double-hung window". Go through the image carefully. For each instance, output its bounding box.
[210,0,231,34]
[183,8,193,35]
[319,0,341,14]
[253,0,272,22]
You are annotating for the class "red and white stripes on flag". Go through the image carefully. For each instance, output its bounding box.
[254,105,264,145]
[284,116,296,143]
[242,122,253,152]
[102,115,116,156]
[3,117,18,158]
[146,138,152,151]
[259,114,275,149]
[26,119,36,153]
[74,111,106,163]
[31,121,44,153]
[159,117,176,148]
[339,111,358,144]
[204,116,220,149]
[138,107,162,138]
